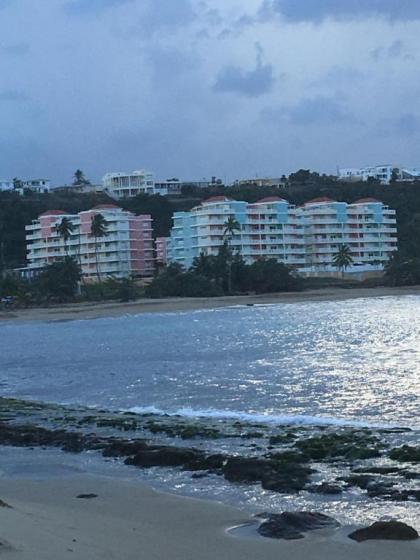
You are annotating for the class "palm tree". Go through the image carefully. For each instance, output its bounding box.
[223,216,240,241]
[223,216,241,294]
[55,217,75,256]
[332,244,353,277]
[90,213,108,283]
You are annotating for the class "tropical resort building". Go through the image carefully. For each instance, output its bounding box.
[155,237,168,266]
[166,196,398,277]
[25,205,154,279]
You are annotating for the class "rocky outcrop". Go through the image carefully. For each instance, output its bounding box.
[257,511,340,540]
[349,521,419,541]
[389,446,420,463]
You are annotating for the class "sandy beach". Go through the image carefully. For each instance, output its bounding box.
[1,286,420,323]
[0,475,418,560]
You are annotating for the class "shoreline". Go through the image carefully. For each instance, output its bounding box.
[1,285,420,323]
[0,474,419,560]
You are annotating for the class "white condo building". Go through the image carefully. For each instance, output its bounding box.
[167,196,397,276]
[338,165,420,184]
[102,170,155,198]
[25,205,154,279]
[0,178,51,193]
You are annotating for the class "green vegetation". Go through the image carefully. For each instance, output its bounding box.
[332,244,354,276]
[90,212,108,283]
[384,253,420,286]
[146,249,301,298]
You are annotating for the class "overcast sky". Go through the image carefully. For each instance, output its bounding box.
[1,0,419,184]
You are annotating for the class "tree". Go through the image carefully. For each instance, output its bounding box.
[55,217,75,255]
[332,244,353,276]
[223,217,241,293]
[390,168,400,185]
[247,259,301,293]
[12,178,23,190]
[73,169,90,186]
[35,257,81,302]
[90,213,108,282]
[385,252,420,286]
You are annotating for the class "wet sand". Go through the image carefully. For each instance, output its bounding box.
[0,475,418,560]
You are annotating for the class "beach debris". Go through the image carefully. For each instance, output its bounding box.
[349,521,419,542]
[76,494,98,499]
[257,511,340,540]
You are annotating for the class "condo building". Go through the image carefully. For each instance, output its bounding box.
[338,165,420,184]
[167,196,397,275]
[25,205,154,279]
[102,170,155,198]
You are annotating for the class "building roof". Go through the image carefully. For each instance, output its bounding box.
[352,197,380,204]
[92,204,121,210]
[39,210,66,217]
[256,196,287,203]
[305,197,336,205]
[202,196,230,203]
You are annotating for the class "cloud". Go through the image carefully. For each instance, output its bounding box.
[266,0,420,22]
[371,39,414,61]
[213,44,274,98]
[262,96,356,126]
[63,0,133,16]
[0,90,29,102]
[394,113,420,136]
[138,0,196,31]
[0,42,29,56]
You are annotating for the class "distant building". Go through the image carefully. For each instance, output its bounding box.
[233,177,286,188]
[0,178,51,193]
[25,205,154,279]
[338,165,420,184]
[167,196,397,276]
[154,179,182,196]
[103,170,155,198]
[0,180,14,191]
[155,237,169,265]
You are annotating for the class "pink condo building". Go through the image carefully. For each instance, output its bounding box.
[25,205,154,279]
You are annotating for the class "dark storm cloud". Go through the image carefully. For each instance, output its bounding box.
[266,0,420,22]
[213,45,274,98]
[63,0,134,16]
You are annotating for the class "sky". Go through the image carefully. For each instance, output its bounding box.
[0,0,420,185]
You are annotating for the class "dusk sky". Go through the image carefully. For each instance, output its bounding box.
[1,0,419,185]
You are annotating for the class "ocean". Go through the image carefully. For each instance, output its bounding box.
[0,295,419,528]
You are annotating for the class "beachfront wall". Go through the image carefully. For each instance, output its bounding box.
[166,196,398,275]
[25,205,154,280]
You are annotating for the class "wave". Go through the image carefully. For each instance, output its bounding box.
[127,405,401,429]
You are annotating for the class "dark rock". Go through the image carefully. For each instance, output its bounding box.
[223,457,272,483]
[295,432,380,461]
[125,446,204,469]
[341,474,376,490]
[307,482,343,495]
[389,446,420,463]
[349,521,419,542]
[102,440,148,457]
[76,494,98,499]
[258,511,340,540]
[0,499,12,508]
[261,464,312,494]
[352,466,402,475]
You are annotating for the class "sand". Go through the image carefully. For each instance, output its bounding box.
[1,286,420,323]
[0,475,418,559]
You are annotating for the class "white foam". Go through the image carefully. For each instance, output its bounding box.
[127,405,397,429]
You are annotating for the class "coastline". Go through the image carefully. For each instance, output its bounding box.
[1,285,420,323]
[0,474,419,560]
